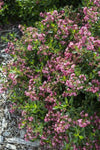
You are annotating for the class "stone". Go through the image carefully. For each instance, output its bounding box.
[4,106,11,120]
[3,131,11,137]
[20,129,25,139]
[1,49,5,53]
[6,137,40,147]
[1,93,7,101]
[2,117,7,130]
[0,127,2,134]
[0,144,3,149]
[0,135,4,144]
[6,144,16,150]
[0,112,3,119]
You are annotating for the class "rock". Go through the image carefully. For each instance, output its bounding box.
[1,94,7,101]
[0,49,5,53]
[0,144,3,149]
[0,127,2,134]
[20,129,25,139]
[2,117,7,130]
[0,56,4,63]
[4,106,11,120]
[0,29,12,34]
[0,112,3,119]
[3,131,11,137]
[0,135,4,144]
[6,144,16,150]
[0,100,3,106]
[6,137,40,147]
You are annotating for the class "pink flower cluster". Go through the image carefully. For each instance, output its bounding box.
[8,73,17,85]
[77,118,90,128]
[83,7,98,22]
[9,103,17,114]
[86,79,100,93]
[41,111,71,147]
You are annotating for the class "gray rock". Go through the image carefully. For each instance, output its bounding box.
[4,106,11,120]
[1,94,7,101]
[1,49,5,53]
[0,135,4,144]
[0,101,3,106]
[3,131,11,137]
[0,127,2,134]
[6,144,16,150]
[0,112,3,119]
[0,144,3,149]
[20,129,25,139]
[2,117,7,130]
[6,137,40,147]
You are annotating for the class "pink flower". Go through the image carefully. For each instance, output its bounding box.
[84,113,88,117]
[53,10,58,16]
[68,42,74,48]
[9,109,15,113]
[77,119,82,124]
[28,116,33,121]
[27,44,32,51]
[40,12,44,18]
[98,71,100,76]
[83,7,87,15]
[87,44,94,50]
[21,110,26,116]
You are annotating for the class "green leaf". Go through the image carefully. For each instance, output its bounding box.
[79,135,84,140]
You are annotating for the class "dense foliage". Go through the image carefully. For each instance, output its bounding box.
[0,0,4,9]
[0,0,100,149]
[0,0,82,25]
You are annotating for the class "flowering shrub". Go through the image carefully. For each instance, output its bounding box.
[0,0,100,149]
[0,0,82,25]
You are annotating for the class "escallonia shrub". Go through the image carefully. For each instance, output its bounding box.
[0,0,83,26]
[0,0,100,149]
